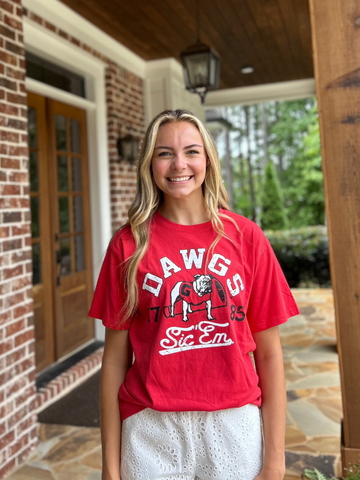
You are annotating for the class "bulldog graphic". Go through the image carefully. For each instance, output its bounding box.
[170,274,214,322]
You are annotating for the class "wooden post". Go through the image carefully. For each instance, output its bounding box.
[309,0,360,473]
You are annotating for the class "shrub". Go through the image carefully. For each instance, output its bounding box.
[265,225,331,288]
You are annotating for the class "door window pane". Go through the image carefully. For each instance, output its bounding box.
[72,157,82,192]
[57,156,68,191]
[58,197,70,232]
[28,107,37,148]
[70,119,81,153]
[75,235,85,272]
[30,151,39,192]
[55,115,67,151]
[31,197,40,238]
[59,238,71,276]
[32,243,41,284]
[73,196,83,232]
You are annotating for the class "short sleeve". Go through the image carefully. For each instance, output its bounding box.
[246,238,299,333]
[88,243,131,330]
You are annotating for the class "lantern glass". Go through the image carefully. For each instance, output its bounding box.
[184,52,209,87]
[121,135,133,160]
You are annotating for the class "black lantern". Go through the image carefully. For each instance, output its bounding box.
[117,134,139,164]
[180,43,220,104]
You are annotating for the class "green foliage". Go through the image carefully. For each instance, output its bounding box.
[302,459,360,480]
[265,226,331,288]
[344,461,360,480]
[219,98,325,230]
[260,160,287,230]
[302,468,333,480]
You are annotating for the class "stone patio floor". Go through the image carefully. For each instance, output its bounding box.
[6,289,341,480]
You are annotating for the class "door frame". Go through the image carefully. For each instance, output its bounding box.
[24,19,110,342]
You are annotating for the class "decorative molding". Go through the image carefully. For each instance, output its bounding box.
[205,78,316,107]
[23,0,146,77]
[24,17,110,341]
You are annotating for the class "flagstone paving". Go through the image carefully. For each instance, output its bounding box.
[6,289,341,480]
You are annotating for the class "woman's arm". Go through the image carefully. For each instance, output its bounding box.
[253,325,287,480]
[101,327,133,480]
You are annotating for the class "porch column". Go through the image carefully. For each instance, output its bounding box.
[309,0,360,473]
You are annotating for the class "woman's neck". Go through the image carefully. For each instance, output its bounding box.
[158,198,211,226]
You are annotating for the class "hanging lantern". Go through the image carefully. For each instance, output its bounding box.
[180,43,221,104]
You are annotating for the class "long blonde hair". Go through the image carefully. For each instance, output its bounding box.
[120,109,234,321]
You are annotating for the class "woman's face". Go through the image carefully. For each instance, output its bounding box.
[151,121,207,203]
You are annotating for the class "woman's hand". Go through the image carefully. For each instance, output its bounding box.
[254,464,286,480]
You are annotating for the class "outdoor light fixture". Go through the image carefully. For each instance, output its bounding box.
[117,133,139,164]
[241,66,254,74]
[180,0,220,104]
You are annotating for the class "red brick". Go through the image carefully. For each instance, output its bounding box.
[1,184,21,195]
[5,39,23,56]
[44,21,56,32]
[5,346,26,366]
[7,406,27,429]
[0,0,14,13]
[15,414,33,434]
[11,275,31,291]
[5,374,27,398]
[6,91,26,105]
[6,65,24,80]
[11,224,30,236]
[13,303,32,319]
[7,117,26,130]
[0,129,19,141]
[0,339,12,355]
[3,264,22,280]
[9,172,28,183]
[14,329,33,348]
[11,250,31,264]
[22,185,30,195]
[2,238,22,251]
[0,226,9,237]
[0,76,17,91]
[2,211,21,223]
[8,432,29,458]
[0,456,16,478]
[4,14,22,31]
[0,156,20,170]
[0,24,16,40]
[0,49,17,66]
[29,12,42,25]
[5,294,25,312]
[8,145,28,156]
[0,169,6,181]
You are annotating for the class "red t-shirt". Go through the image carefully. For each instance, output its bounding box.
[89,209,299,420]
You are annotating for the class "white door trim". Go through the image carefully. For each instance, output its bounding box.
[24,18,109,340]
[22,0,145,78]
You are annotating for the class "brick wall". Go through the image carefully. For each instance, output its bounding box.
[0,1,37,478]
[23,9,146,233]
[0,6,146,478]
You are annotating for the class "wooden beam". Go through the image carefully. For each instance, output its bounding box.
[309,0,360,466]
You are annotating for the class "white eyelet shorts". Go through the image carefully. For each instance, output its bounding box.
[120,404,263,480]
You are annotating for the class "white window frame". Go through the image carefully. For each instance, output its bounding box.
[24,18,110,340]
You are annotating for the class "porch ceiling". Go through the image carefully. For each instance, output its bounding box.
[59,0,314,89]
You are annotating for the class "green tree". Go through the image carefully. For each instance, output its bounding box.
[260,160,287,230]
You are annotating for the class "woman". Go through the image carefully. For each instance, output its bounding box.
[89,109,299,480]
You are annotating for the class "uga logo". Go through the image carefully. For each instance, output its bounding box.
[164,274,227,322]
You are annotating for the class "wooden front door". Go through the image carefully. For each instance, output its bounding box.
[27,92,94,372]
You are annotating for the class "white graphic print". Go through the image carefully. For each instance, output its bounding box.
[160,257,182,278]
[227,273,245,298]
[208,254,231,276]
[159,321,234,355]
[142,273,163,297]
[170,274,214,322]
[179,248,206,269]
